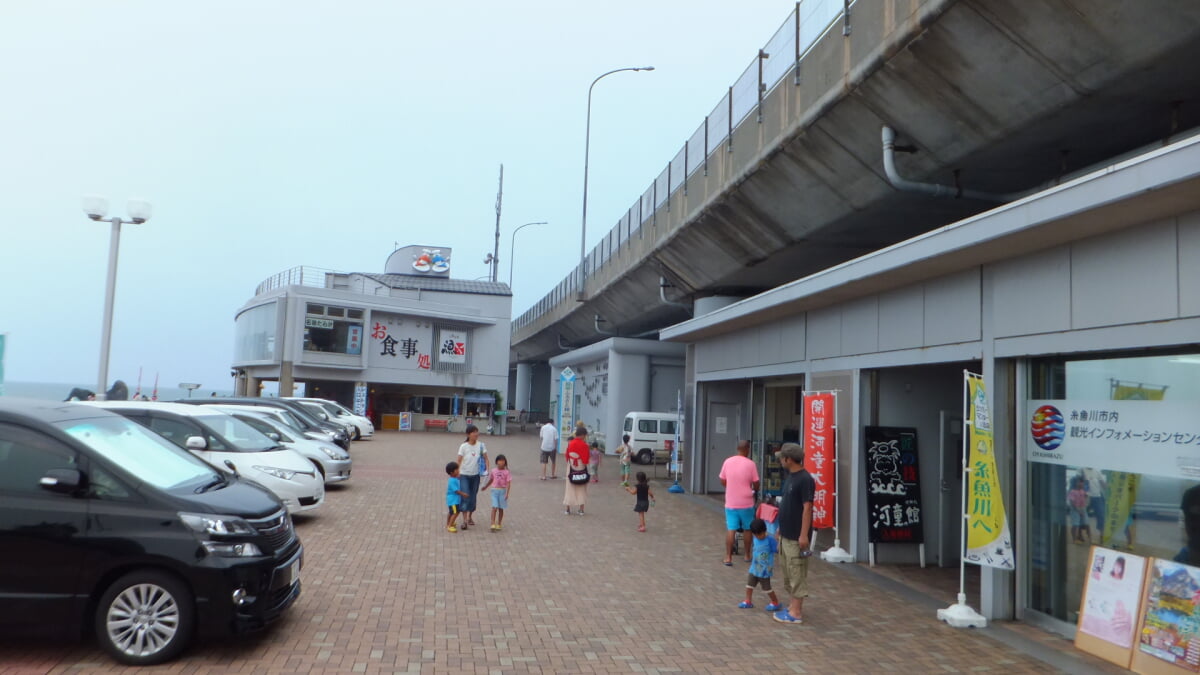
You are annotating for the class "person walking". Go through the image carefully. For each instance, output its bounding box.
[456,425,489,530]
[738,518,782,612]
[539,419,559,481]
[563,427,590,515]
[773,442,814,625]
[719,440,760,565]
[480,454,512,532]
[625,471,655,532]
[445,462,468,533]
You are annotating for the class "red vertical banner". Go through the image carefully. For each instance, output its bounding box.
[803,392,836,529]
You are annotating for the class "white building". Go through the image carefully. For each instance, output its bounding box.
[232,245,512,432]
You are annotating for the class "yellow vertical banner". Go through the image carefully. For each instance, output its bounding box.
[964,372,1015,569]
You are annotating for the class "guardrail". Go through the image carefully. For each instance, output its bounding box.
[512,0,851,334]
[255,266,339,295]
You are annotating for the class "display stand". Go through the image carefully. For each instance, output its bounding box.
[1130,559,1200,675]
[937,384,986,628]
[1074,546,1150,670]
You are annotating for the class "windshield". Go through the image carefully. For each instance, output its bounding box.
[236,414,295,443]
[58,415,219,490]
[297,401,331,421]
[318,401,346,417]
[195,413,280,452]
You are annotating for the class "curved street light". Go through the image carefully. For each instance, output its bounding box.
[508,221,548,287]
[577,66,654,302]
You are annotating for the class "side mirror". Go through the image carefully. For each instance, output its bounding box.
[224,459,239,476]
[40,468,84,493]
[267,432,281,441]
[185,436,207,450]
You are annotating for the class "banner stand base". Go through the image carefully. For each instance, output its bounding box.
[668,480,685,494]
[937,593,987,628]
[820,540,854,564]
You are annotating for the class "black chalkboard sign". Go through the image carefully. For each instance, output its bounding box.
[864,426,924,544]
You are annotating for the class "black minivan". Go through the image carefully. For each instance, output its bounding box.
[0,399,302,665]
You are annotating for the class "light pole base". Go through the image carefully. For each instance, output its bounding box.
[820,542,854,564]
[937,594,988,628]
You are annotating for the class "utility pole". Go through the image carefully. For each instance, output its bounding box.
[492,164,503,282]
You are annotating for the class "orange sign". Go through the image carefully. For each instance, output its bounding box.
[803,392,836,529]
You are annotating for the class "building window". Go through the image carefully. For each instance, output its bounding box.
[436,397,452,415]
[1024,351,1200,626]
[234,302,277,363]
[303,304,363,355]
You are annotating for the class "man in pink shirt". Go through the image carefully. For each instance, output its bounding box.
[719,440,760,565]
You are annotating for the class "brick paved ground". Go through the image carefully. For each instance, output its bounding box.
[0,431,1128,674]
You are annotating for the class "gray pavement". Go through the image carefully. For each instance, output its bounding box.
[0,431,1126,674]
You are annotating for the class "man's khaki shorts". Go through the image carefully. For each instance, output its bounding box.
[779,538,810,599]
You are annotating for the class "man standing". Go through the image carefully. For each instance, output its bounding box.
[719,440,760,565]
[539,418,559,480]
[773,442,814,625]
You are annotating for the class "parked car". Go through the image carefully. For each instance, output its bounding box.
[212,405,352,484]
[91,402,325,514]
[0,398,302,665]
[622,411,684,465]
[285,397,374,440]
[286,399,357,439]
[180,397,351,450]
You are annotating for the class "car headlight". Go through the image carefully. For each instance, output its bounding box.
[253,465,297,480]
[319,445,341,459]
[202,541,263,557]
[179,512,256,536]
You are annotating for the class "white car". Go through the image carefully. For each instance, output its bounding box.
[89,401,325,514]
[213,405,352,484]
[286,397,374,440]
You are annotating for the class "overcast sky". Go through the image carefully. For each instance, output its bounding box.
[0,1,799,391]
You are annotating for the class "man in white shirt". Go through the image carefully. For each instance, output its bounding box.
[539,419,559,480]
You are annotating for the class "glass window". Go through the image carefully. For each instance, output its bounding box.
[638,420,657,433]
[420,397,435,414]
[436,398,452,415]
[1025,352,1200,625]
[661,420,676,435]
[327,307,345,317]
[304,318,363,355]
[624,418,632,432]
[306,303,324,314]
[0,423,78,493]
[195,414,277,452]
[58,416,218,491]
[236,414,294,443]
[347,309,364,319]
[233,302,277,363]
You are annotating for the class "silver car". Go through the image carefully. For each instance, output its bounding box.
[212,405,352,484]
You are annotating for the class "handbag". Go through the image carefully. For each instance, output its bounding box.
[756,502,779,523]
[569,468,590,485]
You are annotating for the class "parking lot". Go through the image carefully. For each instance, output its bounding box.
[1,430,1123,674]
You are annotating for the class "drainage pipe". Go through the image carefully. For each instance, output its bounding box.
[882,126,1018,203]
[659,277,692,312]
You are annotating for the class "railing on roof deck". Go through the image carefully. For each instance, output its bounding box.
[255,265,340,295]
[512,0,854,336]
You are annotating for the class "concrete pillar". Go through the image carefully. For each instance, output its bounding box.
[245,374,261,398]
[278,361,295,399]
[607,350,649,456]
[515,363,533,413]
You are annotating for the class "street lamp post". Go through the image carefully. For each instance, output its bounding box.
[84,196,152,401]
[576,66,654,302]
[508,221,548,287]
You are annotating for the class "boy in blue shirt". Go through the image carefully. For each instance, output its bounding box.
[446,462,468,533]
[738,518,782,611]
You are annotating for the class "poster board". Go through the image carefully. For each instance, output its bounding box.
[863,426,924,544]
[1075,546,1149,668]
[1131,558,1200,675]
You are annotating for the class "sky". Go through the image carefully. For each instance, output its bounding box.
[0,1,800,392]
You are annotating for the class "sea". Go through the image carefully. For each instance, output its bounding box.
[1,381,235,402]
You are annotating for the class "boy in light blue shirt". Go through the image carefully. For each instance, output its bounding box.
[446,462,467,533]
[738,518,782,611]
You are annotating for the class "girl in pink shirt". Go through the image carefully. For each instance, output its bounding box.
[481,455,513,532]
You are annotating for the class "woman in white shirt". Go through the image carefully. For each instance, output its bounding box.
[456,425,489,529]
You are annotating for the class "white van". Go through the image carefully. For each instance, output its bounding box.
[622,412,682,465]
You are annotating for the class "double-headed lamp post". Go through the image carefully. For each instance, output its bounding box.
[508,221,548,287]
[84,196,152,401]
[577,66,654,302]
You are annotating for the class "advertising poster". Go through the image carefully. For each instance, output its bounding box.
[438,328,468,365]
[965,372,1014,569]
[557,368,576,454]
[398,412,412,432]
[863,426,923,544]
[353,384,367,416]
[803,392,836,529]
[1079,547,1147,648]
[1139,559,1200,671]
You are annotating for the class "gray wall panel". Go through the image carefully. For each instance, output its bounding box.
[808,307,842,359]
[991,247,1071,338]
[1071,219,1178,328]
[923,269,981,345]
[1180,211,1200,317]
[878,286,925,352]
[841,297,880,356]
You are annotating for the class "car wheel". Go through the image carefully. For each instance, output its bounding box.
[353,427,362,441]
[95,570,194,666]
[311,459,327,482]
[637,449,654,465]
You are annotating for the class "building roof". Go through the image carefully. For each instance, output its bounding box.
[357,273,511,296]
